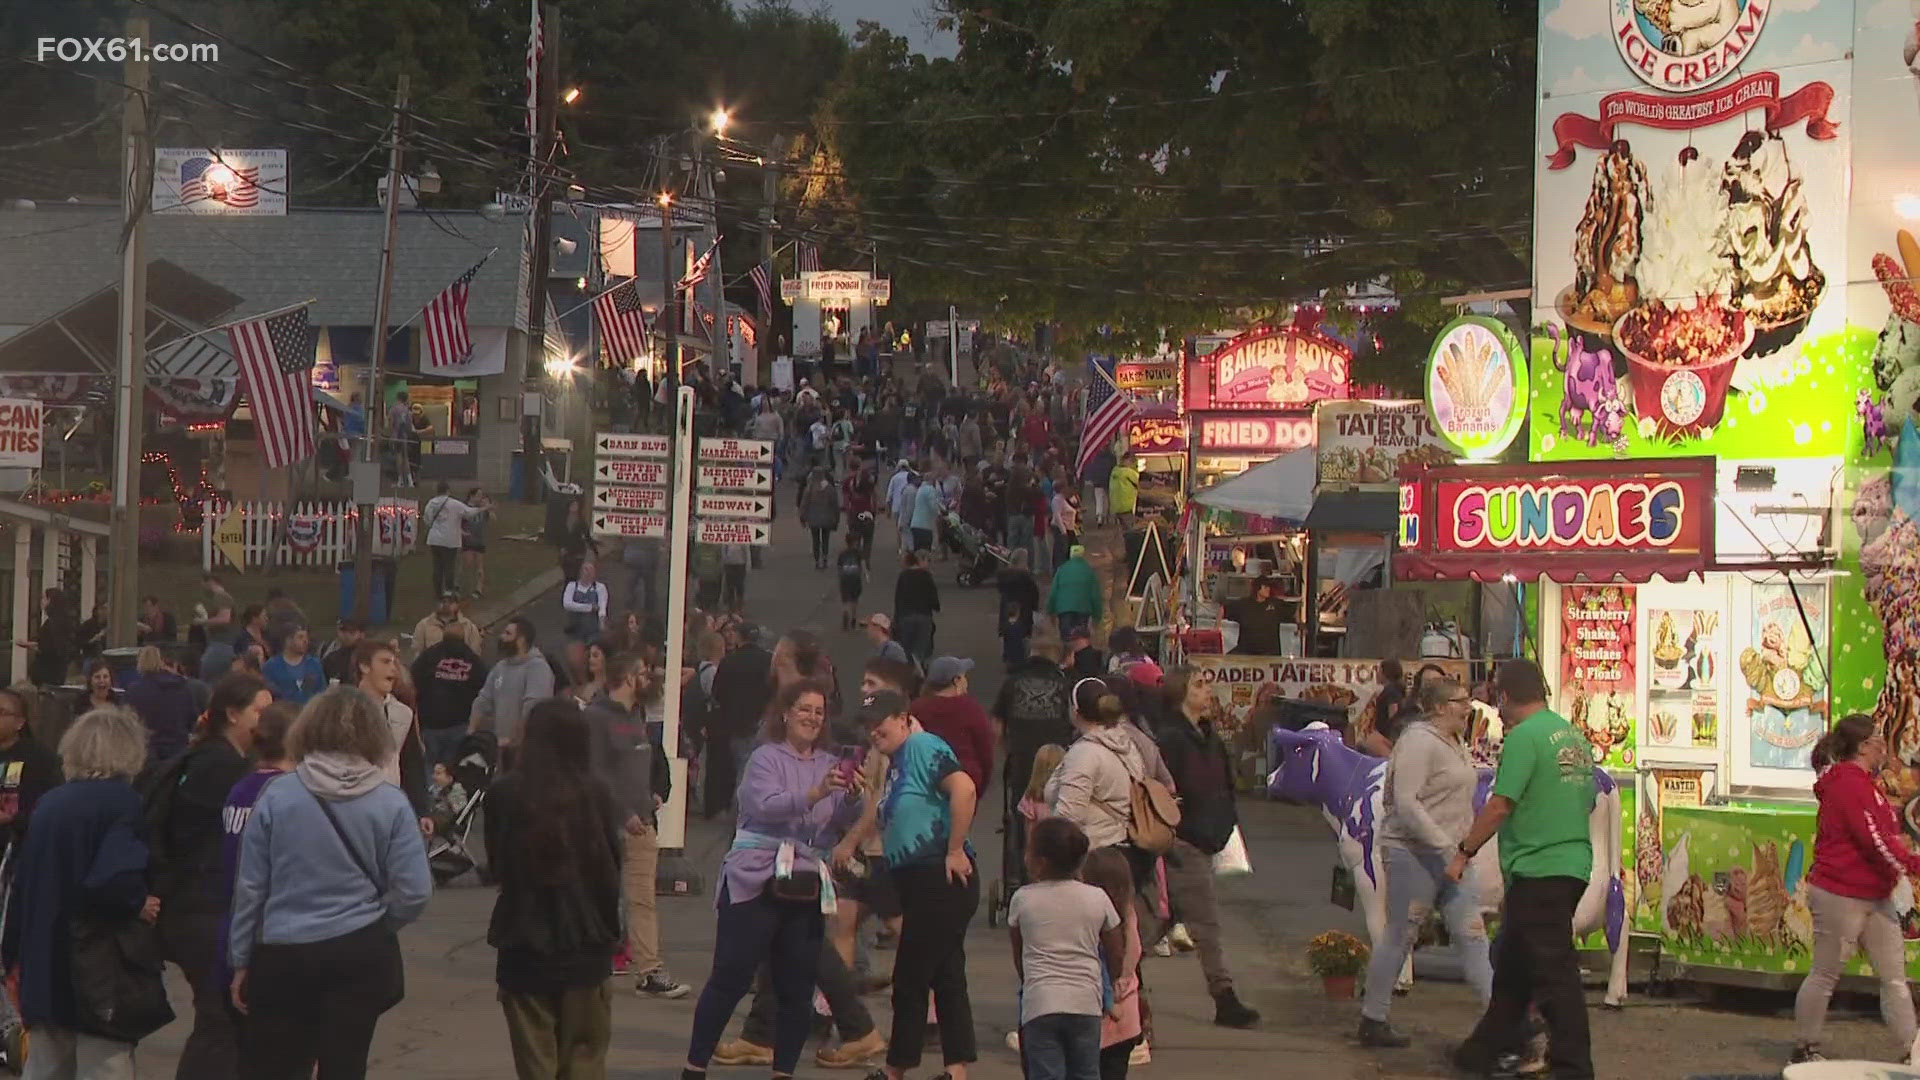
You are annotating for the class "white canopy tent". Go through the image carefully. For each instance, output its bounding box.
[1188,446,1315,520]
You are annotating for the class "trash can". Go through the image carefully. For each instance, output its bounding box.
[338,560,390,626]
[545,489,572,545]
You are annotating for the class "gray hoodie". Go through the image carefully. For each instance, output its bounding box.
[1378,719,1478,852]
[1046,724,1146,849]
[469,646,556,744]
[582,693,670,824]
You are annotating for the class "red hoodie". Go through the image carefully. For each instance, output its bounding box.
[1809,759,1920,900]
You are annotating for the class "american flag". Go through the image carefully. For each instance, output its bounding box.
[797,242,819,273]
[421,254,491,368]
[179,156,259,208]
[228,307,317,467]
[1075,356,1137,479]
[748,261,773,319]
[678,239,718,290]
[593,279,650,366]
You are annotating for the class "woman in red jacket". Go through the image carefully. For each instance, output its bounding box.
[1791,713,1920,1065]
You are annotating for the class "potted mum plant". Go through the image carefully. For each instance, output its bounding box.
[1306,930,1369,1000]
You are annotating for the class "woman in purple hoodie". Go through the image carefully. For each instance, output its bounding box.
[683,679,861,1080]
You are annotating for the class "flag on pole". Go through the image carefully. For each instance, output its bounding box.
[228,307,318,467]
[797,242,819,273]
[678,238,718,290]
[1075,356,1137,479]
[422,253,492,368]
[593,279,650,367]
[748,261,773,319]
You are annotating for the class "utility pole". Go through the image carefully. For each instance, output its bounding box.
[757,136,784,388]
[660,185,678,388]
[521,2,559,503]
[107,14,150,647]
[351,75,409,625]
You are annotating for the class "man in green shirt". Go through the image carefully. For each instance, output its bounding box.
[1445,659,1595,1080]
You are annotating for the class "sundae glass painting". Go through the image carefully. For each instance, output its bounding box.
[1742,585,1829,770]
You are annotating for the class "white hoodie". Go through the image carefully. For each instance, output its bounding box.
[1046,724,1146,849]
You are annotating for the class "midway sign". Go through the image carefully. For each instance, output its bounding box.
[695,493,774,520]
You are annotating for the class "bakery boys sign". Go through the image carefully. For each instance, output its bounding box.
[1397,459,1716,581]
[1613,0,1769,93]
[1183,326,1350,412]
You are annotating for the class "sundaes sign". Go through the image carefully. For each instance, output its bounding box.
[1612,0,1770,93]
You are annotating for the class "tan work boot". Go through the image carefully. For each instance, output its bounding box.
[815,1029,887,1069]
[709,1039,773,1066]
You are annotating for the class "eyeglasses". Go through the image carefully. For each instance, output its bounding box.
[1447,696,1472,705]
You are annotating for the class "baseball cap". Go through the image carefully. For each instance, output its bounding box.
[858,690,911,727]
[1126,658,1165,688]
[864,613,893,634]
[925,656,975,687]
[1070,544,1086,558]
[438,588,462,600]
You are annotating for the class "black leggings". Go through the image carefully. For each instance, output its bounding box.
[810,527,833,563]
[888,863,980,1070]
[242,920,403,1080]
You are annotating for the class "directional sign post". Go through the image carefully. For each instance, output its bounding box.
[695,519,772,545]
[594,432,671,459]
[595,459,669,487]
[695,492,774,520]
[589,512,669,539]
[695,464,773,492]
[697,437,774,465]
[592,485,669,513]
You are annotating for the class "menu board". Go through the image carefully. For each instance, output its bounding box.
[1559,584,1638,769]
[1744,583,1830,771]
[1645,609,1724,753]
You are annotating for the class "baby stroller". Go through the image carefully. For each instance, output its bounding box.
[425,729,499,886]
[941,509,1009,588]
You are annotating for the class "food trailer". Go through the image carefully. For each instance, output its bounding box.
[1390,0,1919,988]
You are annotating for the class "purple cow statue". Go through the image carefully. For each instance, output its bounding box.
[1548,325,1628,448]
[1268,723,1629,1006]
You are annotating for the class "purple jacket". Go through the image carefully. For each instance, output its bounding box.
[722,740,861,907]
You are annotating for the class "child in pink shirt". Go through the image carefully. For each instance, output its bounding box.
[1082,847,1143,1077]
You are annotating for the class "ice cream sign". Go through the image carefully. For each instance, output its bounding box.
[1612,0,1770,93]
[1187,326,1349,411]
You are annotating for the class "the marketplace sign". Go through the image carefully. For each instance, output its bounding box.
[1424,316,1526,460]
[1128,415,1187,456]
[1192,411,1314,455]
[1183,327,1349,412]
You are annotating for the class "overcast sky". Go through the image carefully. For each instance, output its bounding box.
[810,0,956,57]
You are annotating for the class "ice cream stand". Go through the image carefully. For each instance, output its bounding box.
[1394,0,1920,989]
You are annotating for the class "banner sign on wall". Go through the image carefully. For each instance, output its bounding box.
[1114,361,1178,392]
[1128,415,1187,456]
[153,148,287,216]
[1191,411,1314,456]
[1396,458,1715,582]
[1316,400,1454,487]
[1559,583,1638,770]
[0,399,43,469]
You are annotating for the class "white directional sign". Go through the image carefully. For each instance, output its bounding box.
[595,432,671,459]
[592,485,668,513]
[695,519,772,545]
[595,459,668,487]
[591,512,669,539]
[695,492,773,520]
[698,437,774,465]
[696,464,773,492]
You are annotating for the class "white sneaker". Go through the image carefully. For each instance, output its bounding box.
[1151,939,1173,957]
[1004,1029,1021,1051]
[1168,923,1195,952]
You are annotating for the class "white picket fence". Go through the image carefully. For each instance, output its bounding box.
[200,498,419,571]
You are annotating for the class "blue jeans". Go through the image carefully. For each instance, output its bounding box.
[685,882,825,1075]
[1360,843,1493,1021]
[1020,1012,1100,1080]
[1055,611,1090,642]
[1006,513,1036,568]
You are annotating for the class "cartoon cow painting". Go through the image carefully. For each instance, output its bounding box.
[1269,724,1630,1007]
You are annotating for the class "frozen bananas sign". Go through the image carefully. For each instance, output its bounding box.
[1423,317,1526,460]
